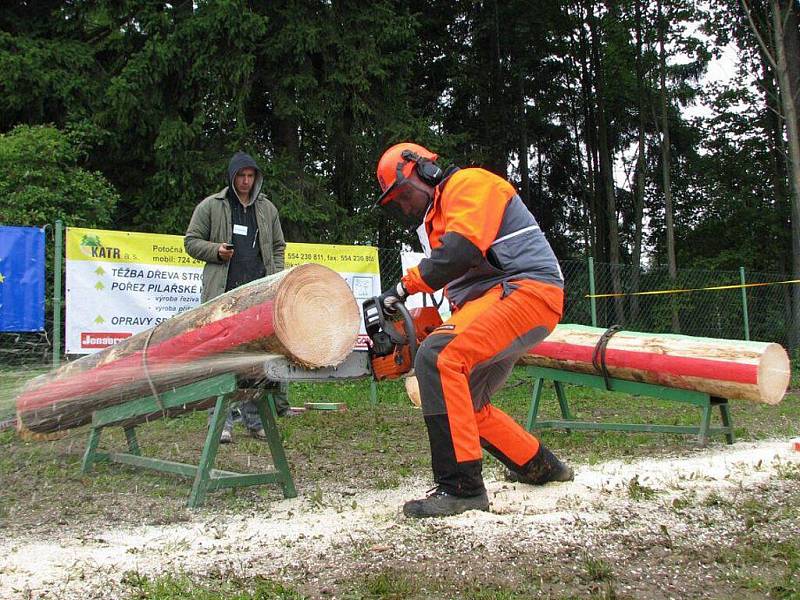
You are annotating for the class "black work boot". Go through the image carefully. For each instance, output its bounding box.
[506,445,574,485]
[403,487,490,518]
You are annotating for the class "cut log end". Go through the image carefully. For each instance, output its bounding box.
[273,263,361,368]
[16,412,67,441]
[405,374,421,408]
[758,343,792,405]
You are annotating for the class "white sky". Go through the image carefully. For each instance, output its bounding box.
[682,43,741,120]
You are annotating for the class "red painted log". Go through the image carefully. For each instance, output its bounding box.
[519,324,791,405]
[16,264,360,433]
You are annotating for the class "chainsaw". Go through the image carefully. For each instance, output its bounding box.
[362,296,443,381]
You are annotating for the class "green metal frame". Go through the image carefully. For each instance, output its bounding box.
[740,266,750,341]
[81,373,297,507]
[525,366,734,445]
[52,219,63,367]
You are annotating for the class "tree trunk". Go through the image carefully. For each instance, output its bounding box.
[16,264,360,433]
[536,144,544,206]
[631,0,648,325]
[590,3,625,325]
[658,0,680,333]
[772,0,800,349]
[331,102,356,218]
[565,55,592,254]
[271,105,308,243]
[575,4,600,258]
[762,61,794,348]
[476,0,507,175]
[520,324,791,405]
[511,40,531,207]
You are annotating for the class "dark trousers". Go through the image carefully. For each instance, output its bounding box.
[209,382,289,431]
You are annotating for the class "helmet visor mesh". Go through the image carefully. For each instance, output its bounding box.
[377,184,424,228]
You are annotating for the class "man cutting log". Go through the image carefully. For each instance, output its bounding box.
[185,151,299,443]
[374,142,574,518]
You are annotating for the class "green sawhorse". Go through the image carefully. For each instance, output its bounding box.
[525,366,734,446]
[81,373,297,507]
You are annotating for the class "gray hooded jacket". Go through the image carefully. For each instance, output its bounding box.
[184,152,286,303]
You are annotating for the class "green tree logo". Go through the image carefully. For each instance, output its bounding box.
[80,234,103,257]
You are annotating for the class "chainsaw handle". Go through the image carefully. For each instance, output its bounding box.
[394,301,418,368]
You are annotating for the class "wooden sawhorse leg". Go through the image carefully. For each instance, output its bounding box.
[80,374,295,508]
[124,426,140,455]
[259,392,297,499]
[81,427,102,473]
[188,393,231,508]
[526,378,573,433]
[715,397,735,445]
[526,377,545,432]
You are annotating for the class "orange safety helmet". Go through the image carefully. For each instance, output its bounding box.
[375,142,441,206]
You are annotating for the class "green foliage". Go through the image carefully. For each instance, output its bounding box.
[0,1,797,340]
[626,474,658,500]
[580,554,615,583]
[122,572,304,600]
[0,124,119,228]
[0,30,100,129]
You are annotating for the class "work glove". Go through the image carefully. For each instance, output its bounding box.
[378,282,408,316]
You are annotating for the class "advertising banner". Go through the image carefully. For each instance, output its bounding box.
[65,228,203,354]
[65,227,380,354]
[285,242,380,349]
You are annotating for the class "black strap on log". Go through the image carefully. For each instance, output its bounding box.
[142,325,166,415]
[592,325,622,391]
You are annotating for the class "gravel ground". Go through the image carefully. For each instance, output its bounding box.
[2,438,798,599]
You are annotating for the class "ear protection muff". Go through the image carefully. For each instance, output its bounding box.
[400,149,444,187]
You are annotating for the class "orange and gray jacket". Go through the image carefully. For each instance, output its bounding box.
[401,167,563,308]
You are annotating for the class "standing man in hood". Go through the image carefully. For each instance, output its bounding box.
[185,151,296,443]
[374,142,574,518]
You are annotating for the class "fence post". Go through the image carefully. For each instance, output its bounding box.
[740,266,750,341]
[588,256,598,327]
[52,220,63,367]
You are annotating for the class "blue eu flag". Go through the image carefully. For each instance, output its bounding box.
[0,225,45,332]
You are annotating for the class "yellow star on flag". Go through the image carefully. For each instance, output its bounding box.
[0,272,5,283]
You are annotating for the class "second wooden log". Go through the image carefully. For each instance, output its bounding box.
[519,324,791,405]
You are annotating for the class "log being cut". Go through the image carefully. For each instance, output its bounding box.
[16,263,360,433]
[520,324,791,405]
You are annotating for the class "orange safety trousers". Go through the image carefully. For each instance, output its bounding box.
[414,279,563,495]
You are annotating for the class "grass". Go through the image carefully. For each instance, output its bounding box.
[0,363,49,421]
[122,572,303,599]
[580,555,615,583]
[2,366,799,532]
[713,526,800,598]
[1,365,799,599]
[124,570,549,600]
[626,474,658,501]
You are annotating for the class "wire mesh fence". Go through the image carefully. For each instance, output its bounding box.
[2,241,798,374]
[584,261,796,349]
[378,250,798,351]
